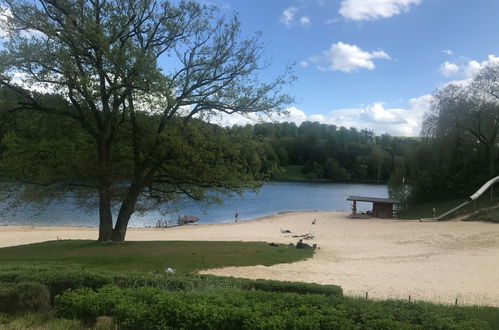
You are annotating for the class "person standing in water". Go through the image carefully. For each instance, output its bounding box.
[235,209,239,222]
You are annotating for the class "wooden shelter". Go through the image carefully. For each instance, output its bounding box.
[347,196,400,218]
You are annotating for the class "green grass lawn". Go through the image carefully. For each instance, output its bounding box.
[0,240,314,273]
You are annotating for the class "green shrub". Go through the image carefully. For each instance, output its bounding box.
[239,278,342,296]
[55,286,491,330]
[0,265,342,304]
[0,282,50,314]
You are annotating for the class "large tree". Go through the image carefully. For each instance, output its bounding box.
[423,63,499,178]
[0,0,292,241]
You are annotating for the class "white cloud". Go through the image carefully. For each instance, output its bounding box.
[280,7,298,27]
[309,114,325,122]
[438,61,459,77]
[442,49,453,56]
[299,60,309,68]
[306,42,390,73]
[324,96,431,136]
[339,0,421,21]
[438,55,499,79]
[299,16,311,25]
[281,106,308,124]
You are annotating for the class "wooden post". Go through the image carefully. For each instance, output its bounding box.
[365,291,368,300]
[408,295,411,302]
[455,298,458,306]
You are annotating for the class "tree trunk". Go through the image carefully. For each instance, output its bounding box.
[111,183,142,242]
[98,184,113,241]
[97,137,113,241]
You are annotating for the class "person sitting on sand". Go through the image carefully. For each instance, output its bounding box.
[296,239,313,249]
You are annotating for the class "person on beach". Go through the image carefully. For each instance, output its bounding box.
[235,209,239,222]
[296,239,313,249]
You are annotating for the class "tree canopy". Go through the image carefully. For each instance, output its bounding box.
[0,0,292,241]
[411,63,499,202]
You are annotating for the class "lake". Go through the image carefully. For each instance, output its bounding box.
[0,182,387,227]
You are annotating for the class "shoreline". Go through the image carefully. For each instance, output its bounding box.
[1,211,499,307]
[0,209,329,229]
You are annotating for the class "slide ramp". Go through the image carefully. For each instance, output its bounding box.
[420,175,499,221]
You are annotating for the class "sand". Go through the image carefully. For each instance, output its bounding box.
[1,211,499,307]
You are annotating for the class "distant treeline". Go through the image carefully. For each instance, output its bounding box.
[232,121,419,183]
[0,85,497,208]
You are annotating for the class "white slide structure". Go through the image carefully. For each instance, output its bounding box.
[422,175,499,221]
[469,175,499,201]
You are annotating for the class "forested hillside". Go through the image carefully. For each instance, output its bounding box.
[233,122,418,183]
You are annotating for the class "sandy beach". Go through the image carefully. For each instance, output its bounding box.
[1,211,499,307]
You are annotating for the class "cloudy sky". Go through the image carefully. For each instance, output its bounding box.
[202,0,499,136]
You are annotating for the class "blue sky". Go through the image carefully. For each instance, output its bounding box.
[204,0,499,136]
[2,0,498,136]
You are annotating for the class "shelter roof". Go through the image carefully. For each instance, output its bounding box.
[347,196,400,204]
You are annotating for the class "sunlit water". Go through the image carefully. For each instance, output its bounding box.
[0,182,387,227]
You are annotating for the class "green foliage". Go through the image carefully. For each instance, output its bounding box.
[0,264,340,306]
[251,122,418,183]
[55,285,493,329]
[324,157,351,181]
[275,165,309,181]
[0,282,50,315]
[410,63,499,204]
[0,0,293,241]
[0,263,496,329]
[0,313,86,330]
[224,278,342,296]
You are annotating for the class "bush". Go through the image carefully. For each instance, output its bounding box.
[55,285,350,329]
[240,278,342,296]
[0,282,50,314]
[55,286,491,330]
[0,265,342,304]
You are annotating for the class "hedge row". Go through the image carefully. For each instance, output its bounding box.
[0,264,342,304]
[0,282,50,315]
[55,285,490,330]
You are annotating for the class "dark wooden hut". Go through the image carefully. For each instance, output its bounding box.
[346,196,400,218]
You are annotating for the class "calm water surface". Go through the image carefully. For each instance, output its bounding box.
[0,182,387,227]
